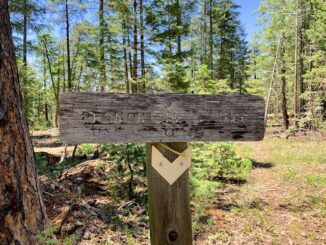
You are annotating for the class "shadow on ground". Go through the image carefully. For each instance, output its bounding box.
[251,160,274,169]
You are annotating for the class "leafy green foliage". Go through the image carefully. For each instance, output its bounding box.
[100,143,146,171]
[100,143,146,197]
[77,144,96,156]
[192,142,252,181]
[36,226,76,245]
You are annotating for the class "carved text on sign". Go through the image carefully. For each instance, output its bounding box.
[81,111,247,125]
[59,93,265,143]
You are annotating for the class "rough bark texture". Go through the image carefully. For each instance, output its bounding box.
[146,143,192,245]
[0,1,48,244]
[59,92,265,143]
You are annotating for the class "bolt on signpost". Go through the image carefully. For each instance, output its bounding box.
[59,93,265,245]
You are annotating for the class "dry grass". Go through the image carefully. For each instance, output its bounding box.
[196,134,326,244]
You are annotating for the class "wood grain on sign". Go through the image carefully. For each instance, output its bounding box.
[151,145,191,185]
[59,92,265,144]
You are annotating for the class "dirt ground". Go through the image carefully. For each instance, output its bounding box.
[34,129,326,244]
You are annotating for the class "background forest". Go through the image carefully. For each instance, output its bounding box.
[9,0,326,130]
[5,0,326,244]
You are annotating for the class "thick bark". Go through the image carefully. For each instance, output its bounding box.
[65,0,72,91]
[0,1,48,244]
[132,0,138,93]
[139,0,145,92]
[99,0,106,92]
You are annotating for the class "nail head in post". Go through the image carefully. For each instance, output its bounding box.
[165,128,174,137]
[165,100,172,108]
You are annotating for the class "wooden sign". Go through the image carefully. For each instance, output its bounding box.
[59,92,266,245]
[59,92,265,144]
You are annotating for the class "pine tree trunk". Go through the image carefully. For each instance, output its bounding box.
[176,0,182,60]
[65,0,72,91]
[99,0,106,92]
[127,32,133,79]
[23,0,28,67]
[0,1,48,243]
[219,28,224,79]
[279,38,290,130]
[294,2,304,122]
[140,0,146,92]
[43,54,49,122]
[132,0,138,93]
[123,21,130,93]
[209,0,214,79]
[43,37,59,127]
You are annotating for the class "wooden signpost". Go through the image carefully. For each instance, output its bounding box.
[59,92,265,245]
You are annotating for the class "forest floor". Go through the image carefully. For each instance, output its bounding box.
[33,129,326,245]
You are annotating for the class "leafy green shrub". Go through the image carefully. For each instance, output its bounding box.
[216,143,252,180]
[36,226,76,245]
[77,144,96,156]
[191,142,252,181]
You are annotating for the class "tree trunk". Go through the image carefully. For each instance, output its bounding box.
[42,37,59,127]
[294,1,304,123]
[264,35,283,125]
[99,0,106,92]
[132,0,138,93]
[65,0,72,91]
[43,54,49,122]
[0,1,48,244]
[23,0,28,67]
[209,0,214,79]
[176,0,182,61]
[140,0,145,92]
[219,27,224,79]
[123,21,130,93]
[279,38,289,130]
[127,32,133,79]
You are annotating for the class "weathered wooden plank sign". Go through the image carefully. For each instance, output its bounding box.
[59,92,265,245]
[59,92,265,144]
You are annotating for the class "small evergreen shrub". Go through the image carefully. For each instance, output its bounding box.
[191,142,252,181]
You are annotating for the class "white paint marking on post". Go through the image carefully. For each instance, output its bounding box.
[151,145,192,185]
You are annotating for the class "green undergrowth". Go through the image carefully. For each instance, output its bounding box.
[36,226,76,245]
[190,142,252,235]
[35,154,81,179]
